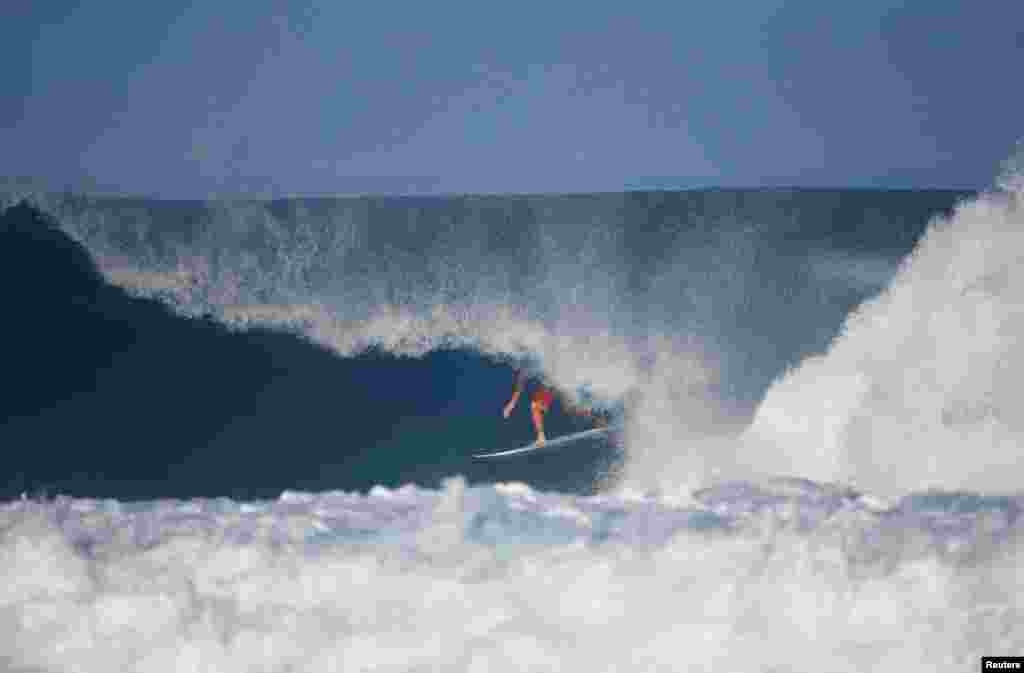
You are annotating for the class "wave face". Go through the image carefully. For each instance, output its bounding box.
[2,186,987,497]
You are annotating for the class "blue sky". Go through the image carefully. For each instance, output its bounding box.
[4,0,1022,196]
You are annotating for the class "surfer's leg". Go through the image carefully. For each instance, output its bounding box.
[530,399,547,445]
[530,389,553,445]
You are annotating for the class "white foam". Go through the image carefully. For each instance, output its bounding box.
[744,175,1024,496]
[2,479,1021,671]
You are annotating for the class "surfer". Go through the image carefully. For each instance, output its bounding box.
[502,369,603,446]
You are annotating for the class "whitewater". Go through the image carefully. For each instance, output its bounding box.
[2,167,1022,671]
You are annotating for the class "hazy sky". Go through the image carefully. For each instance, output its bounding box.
[4,1,1022,196]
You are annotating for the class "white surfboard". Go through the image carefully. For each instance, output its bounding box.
[472,425,618,459]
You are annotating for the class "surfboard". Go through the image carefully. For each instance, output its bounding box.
[472,424,618,459]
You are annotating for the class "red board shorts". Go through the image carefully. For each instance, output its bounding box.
[531,387,555,411]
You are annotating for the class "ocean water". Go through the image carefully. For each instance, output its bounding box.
[1,177,1021,671]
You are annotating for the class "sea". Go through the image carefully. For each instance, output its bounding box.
[1,174,1021,672]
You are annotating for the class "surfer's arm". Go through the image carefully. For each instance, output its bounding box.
[502,369,525,418]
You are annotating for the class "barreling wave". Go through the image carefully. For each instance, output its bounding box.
[7,185,982,495]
